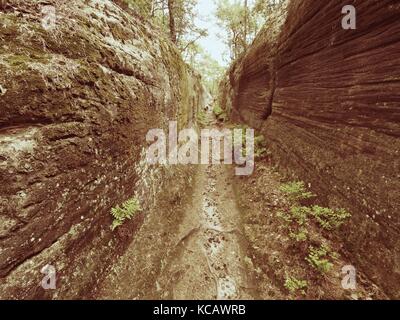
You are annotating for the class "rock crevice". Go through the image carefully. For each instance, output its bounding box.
[0,0,205,299]
[220,0,400,298]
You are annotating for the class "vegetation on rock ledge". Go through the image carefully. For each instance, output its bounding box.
[111,197,141,231]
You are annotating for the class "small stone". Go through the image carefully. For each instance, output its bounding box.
[350,293,359,300]
[0,85,7,96]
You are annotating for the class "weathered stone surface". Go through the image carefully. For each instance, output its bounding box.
[0,0,204,299]
[221,0,400,297]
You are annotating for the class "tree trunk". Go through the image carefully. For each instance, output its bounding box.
[168,0,177,44]
[244,0,248,47]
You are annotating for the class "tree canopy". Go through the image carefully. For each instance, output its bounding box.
[120,0,284,96]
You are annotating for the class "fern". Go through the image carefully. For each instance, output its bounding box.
[306,244,336,273]
[284,274,308,295]
[197,110,207,126]
[309,206,351,230]
[110,197,141,231]
[289,227,309,242]
[277,206,310,241]
[280,181,315,202]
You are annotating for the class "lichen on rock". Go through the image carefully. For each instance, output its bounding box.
[0,0,205,299]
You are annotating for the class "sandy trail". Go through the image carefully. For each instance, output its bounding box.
[97,114,256,300]
[156,161,256,300]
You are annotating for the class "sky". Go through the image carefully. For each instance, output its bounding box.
[194,0,258,67]
[195,0,228,66]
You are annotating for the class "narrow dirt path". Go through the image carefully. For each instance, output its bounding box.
[97,157,256,300]
[156,161,256,300]
[97,114,257,300]
[97,114,391,300]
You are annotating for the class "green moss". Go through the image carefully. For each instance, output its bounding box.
[5,54,50,67]
[197,110,207,127]
[5,55,31,67]
[122,0,152,17]
[158,39,196,128]
[213,104,227,122]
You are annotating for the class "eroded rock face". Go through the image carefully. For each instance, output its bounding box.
[0,0,204,298]
[221,0,400,297]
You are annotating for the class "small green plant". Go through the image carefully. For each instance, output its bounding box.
[309,206,351,230]
[212,105,227,121]
[306,244,336,273]
[277,210,292,224]
[254,134,268,159]
[289,226,309,242]
[232,126,268,158]
[232,125,249,156]
[277,206,309,226]
[254,147,268,158]
[289,206,310,225]
[284,274,308,295]
[280,181,315,202]
[110,197,141,231]
[197,110,207,127]
[212,104,223,116]
[278,206,310,241]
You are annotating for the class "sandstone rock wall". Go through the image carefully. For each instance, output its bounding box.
[220,0,400,297]
[0,0,205,299]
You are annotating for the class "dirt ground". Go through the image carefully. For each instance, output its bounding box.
[96,114,258,299]
[234,162,388,300]
[95,114,387,300]
[96,164,259,299]
[155,162,258,299]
